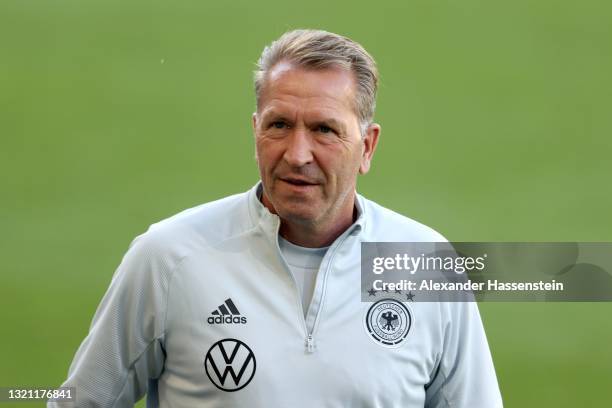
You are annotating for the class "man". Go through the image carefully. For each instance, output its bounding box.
[51,29,502,407]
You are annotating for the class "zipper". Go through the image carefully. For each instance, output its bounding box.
[272,217,356,354]
[305,228,354,353]
[306,334,315,353]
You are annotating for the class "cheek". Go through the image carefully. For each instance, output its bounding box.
[320,148,361,188]
[256,139,282,170]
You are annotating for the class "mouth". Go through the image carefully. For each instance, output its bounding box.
[279,177,320,187]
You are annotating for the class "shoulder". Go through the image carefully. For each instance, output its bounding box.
[359,195,447,243]
[123,189,254,271]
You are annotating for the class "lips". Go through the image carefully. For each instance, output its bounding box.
[279,177,319,186]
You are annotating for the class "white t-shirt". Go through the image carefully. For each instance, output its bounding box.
[278,236,329,317]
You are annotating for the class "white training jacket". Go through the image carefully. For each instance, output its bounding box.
[50,183,503,408]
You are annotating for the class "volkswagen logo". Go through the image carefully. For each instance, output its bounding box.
[204,338,256,392]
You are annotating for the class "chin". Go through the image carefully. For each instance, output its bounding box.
[276,204,320,225]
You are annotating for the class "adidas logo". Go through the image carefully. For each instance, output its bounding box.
[207,298,247,325]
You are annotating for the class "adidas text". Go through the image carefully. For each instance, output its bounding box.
[207,315,247,324]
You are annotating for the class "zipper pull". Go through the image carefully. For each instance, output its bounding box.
[306,334,316,353]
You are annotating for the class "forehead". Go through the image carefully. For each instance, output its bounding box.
[258,61,357,118]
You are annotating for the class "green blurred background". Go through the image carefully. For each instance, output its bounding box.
[1,0,611,406]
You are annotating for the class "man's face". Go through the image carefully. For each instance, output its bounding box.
[253,61,379,229]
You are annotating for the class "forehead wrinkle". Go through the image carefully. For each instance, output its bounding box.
[263,63,356,108]
[257,64,360,135]
[259,98,299,122]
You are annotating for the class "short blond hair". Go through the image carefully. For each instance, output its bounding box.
[254,29,379,135]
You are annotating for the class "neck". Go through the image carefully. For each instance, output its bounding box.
[279,211,354,248]
[261,192,357,248]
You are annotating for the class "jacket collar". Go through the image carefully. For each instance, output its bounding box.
[247,181,366,245]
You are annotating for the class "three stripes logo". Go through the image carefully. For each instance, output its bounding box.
[205,338,256,391]
[207,298,247,325]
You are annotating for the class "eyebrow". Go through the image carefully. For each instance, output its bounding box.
[260,111,291,123]
[260,111,346,133]
[309,118,345,133]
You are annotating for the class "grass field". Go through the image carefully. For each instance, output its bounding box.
[1,1,611,406]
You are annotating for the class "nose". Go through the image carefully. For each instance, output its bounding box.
[282,126,314,168]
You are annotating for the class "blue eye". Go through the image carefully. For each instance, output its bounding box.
[318,125,332,133]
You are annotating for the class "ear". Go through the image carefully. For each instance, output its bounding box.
[359,123,381,175]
